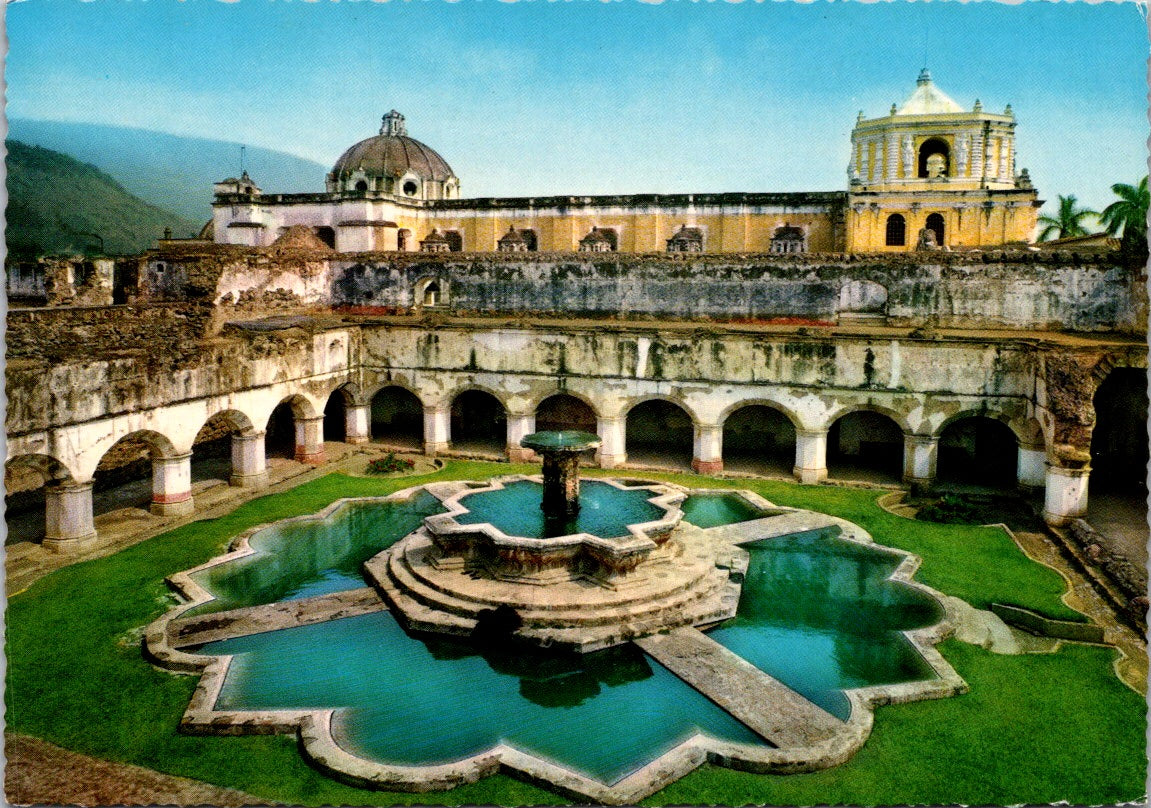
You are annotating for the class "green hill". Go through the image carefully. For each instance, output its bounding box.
[8,119,329,223]
[6,140,201,259]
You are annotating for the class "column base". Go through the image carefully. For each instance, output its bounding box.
[345,435,371,446]
[903,474,936,491]
[43,532,100,554]
[793,466,828,484]
[230,471,269,489]
[1042,510,1078,528]
[507,446,537,463]
[151,496,195,517]
[295,449,328,465]
[424,441,450,456]
[692,458,723,475]
[596,453,627,470]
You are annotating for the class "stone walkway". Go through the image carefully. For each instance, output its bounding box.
[637,627,845,748]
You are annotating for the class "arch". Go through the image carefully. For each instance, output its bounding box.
[885,214,906,247]
[918,137,951,178]
[625,399,694,471]
[326,381,363,407]
[937,416,1019,488]
[925,212,945,247]
[191,410,253,486]
[371,385,424,450]
[323,388,349,442]
[826,409,904,484]
[451,389,507,456]
[354,180,368,192]
[415,276,448,308]
[91,430,181,515]
[443,231,463,252]
[838,279,889,315]
[934,408,1019,443]
[722,404,797,476]
[1090,368,1149,495]
[536,394,598,433]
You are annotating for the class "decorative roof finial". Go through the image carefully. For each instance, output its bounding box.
[917,68,932,86]
[381,110,407,137]
[973,99,983,113]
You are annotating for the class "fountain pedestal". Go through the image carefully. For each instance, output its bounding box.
[521,430,601,519]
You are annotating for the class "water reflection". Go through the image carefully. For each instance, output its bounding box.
[457,480,663,539]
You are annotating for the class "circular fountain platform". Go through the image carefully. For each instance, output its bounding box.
[367,476,748,652]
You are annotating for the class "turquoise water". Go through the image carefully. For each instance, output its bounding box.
[188,490,444,614]
[456,479,663,539]
[681,493,766,528]
[707,528,943,720]
[197,611,767,784]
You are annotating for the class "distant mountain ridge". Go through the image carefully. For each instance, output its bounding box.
[8,119,329,223]
[6,140,202,258]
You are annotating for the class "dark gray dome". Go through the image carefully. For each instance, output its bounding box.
[330,111,456,183]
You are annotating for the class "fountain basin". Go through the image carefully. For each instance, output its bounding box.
[423,476,683,584]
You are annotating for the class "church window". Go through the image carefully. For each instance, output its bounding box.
[885,214,906,247]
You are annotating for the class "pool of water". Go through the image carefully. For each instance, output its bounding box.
[680,492,766,528]
[455,479,663,539]
[197,611,767,784]
[707,528,943,719]
[188,490,444,614]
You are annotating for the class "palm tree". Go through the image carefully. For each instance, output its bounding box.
[1037,194,1098,241]
[1098,176,1149,239]
[1099,177,1150,266]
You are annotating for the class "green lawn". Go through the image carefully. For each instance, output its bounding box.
[6,461,1145,805]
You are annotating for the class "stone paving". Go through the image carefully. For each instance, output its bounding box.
[636,627,844,748]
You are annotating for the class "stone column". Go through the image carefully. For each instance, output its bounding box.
[541,450,582,517]
[596,416,627,469]
[1043,464,1091,526]
[294,416,327,465]
[793,429,828,484]
[902,434,938,489]
[692,423,723,475]
[44,481,98,552]
[506,413,537,462]
[230,432,269,489]
[1017,443,1047,491]
[345,404,371,445]
[423,405,451,455]
[150,452,194,517]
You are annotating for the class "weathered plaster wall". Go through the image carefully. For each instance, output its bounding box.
[332,252,1144,333]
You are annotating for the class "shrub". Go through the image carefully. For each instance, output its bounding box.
[917,493,982,525]
[366,452,415,475]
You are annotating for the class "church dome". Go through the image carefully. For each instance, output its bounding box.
[328,111,458,199]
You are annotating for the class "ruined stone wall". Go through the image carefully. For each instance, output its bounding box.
[332,251,1144,334]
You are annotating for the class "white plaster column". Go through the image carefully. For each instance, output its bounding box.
[506,412,537,462]
[902,434,938,488]
[44,481,98,552]
[596,416,627,469]
[230,432,268,489]
[294,416,327,465]
[793,429,828,484]
[692,423,723,475]
[345,404,371,445]
[423,405,451,455]
[1043,464,1091,526]
[150,452,194,517]
[1017,443,1047,491]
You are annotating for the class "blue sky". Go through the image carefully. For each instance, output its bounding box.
[6,0,1149,214]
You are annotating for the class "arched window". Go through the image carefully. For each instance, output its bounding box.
[925,213,945,247]
[423,282,441,307]
[918,138,950,178]
[885,214,906,247]
[354,180,368,192]
[397,229,411,251]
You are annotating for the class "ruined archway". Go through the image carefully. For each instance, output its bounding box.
[1091,368,1149,494]
[324,387,354,442]
[451,390,507,457]
[191,410,253,486]
[827,410,903,484]
[722,404,796,476]
[625,399,693,470]
[92,430,179,517]
[937,416,1019,488]
[371,386,424,450]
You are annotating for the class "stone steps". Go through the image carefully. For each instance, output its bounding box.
[386,530,732,628]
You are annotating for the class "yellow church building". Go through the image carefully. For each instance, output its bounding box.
[212,71,1040,254]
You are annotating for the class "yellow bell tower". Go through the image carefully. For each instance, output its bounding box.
[845,70,1041,252]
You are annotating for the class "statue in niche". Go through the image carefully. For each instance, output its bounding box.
[925,153,947,178]
[916,227,939,251]
[902,135,914,176]
[956,135,969,176]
